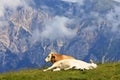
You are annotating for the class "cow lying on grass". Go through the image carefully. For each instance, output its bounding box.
[43,59,97,71]
[45,52,75,63]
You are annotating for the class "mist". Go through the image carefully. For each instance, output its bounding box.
[32,16,76,42]
[0,0,34,17]
[61,0,84,5]
[114,0,120,2]
[106,6,120,33]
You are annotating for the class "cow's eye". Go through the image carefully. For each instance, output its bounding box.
[48,56,50,58]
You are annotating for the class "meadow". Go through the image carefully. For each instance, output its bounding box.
[0,62,120,80]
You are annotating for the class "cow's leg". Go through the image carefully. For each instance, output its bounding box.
[64,66,72,70]
[64,67,72,70]
[43,65,55,71]
[53,68,61,71]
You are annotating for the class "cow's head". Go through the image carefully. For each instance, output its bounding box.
[45,52,56,63]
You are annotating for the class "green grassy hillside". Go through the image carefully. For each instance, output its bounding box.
[0,62,120,80]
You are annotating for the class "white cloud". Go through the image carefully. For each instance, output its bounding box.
[61,0,84,5]
[41,16,76,40]
[0,21,9,27]
[113,0,120,2]
[106,6,120,32]
[0,6,4,17]
[0,0,21,17]
[32,16,76,41]
[0,0,33,17]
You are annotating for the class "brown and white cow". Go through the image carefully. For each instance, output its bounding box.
[45,52,75,63]
[43,59,97,72]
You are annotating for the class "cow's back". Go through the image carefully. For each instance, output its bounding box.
[55,54,75,62]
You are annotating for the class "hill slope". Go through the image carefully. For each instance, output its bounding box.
[0,62,120,80]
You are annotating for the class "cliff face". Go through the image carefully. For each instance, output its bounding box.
[0,0,120,72]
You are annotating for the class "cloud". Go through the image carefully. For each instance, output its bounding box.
[0,0,33,17]
[42,16,76,39]
[61,0,84,6]
[106,6,120,32]
[113,0,120,3]
[32,16,76,41]
[0,20,9,27]
[0,0,21,17]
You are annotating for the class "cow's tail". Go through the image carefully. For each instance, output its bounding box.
[90,59,94,63]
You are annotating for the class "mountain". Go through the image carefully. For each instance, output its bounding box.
[0,0,120,73]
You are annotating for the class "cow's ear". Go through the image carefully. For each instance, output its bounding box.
[51,55,56,63]
[52,55,55,58]
[51,53,55,57]
[51,53,55,58]
[51,53,53,56]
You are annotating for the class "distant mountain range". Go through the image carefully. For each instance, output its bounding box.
[0,0,120,73]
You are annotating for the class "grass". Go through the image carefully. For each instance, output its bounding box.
[0,62,120,80]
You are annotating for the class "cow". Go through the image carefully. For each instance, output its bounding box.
[43,59,97,72]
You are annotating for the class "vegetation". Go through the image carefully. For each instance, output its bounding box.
[0,62,120,80]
